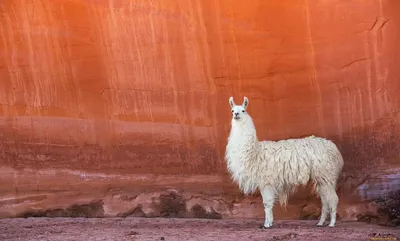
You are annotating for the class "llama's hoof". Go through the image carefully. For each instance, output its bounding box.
[259,225,272,229]
[328,224,335,228]
[316,223,325,227]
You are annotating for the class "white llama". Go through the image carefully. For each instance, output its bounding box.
[225,96,344,228]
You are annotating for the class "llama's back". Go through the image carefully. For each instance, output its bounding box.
[258,135,344,201]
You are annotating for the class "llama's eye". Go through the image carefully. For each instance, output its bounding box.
[231,110,234,112]
[242,110,245,113]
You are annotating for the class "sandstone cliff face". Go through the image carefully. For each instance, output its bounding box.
[0,0,399,222]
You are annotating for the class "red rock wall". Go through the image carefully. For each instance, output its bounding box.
[0,0,399,220]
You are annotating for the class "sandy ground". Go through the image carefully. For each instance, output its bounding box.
[0,218,399,241]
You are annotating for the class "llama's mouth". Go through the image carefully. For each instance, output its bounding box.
[233,116,241,120]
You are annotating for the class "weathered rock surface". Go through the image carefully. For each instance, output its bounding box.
[0,0,399,223]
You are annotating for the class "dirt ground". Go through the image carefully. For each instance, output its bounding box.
[0,218,398,241]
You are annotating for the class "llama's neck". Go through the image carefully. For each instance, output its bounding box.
[225,117,260,191]
[227,117,258,146]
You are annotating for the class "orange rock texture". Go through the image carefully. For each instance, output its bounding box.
[0,0,399,221]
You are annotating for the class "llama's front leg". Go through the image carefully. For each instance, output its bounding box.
[260,186,275,229]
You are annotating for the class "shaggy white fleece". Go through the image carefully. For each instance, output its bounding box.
[225,96,344,228]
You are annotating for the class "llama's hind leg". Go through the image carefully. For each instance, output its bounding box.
[327,189,339,227]
[317,185,339,227]
[316,186,328,226]
[260,186,275,229]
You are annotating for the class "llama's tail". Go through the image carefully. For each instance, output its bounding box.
[278,185,297,210]
[278,194,289,209]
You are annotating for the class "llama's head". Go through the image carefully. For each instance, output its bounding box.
[229,96,250,122]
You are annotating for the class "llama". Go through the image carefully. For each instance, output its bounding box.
[225,96,344,228]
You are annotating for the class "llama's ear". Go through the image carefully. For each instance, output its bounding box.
[242,97,249,109]
[229,97,235,108]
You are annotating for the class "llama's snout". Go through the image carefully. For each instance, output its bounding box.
[233,112,241,119]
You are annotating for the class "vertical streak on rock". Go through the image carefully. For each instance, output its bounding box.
[143,1,158,163]
[19,1,41,141]
[305,0,325,136]
[195,0,215,93]
[374,0,388,118]
[364,38,375,124]
[214,0,227,88]
[228,2,242,95]
[194,0,221,168]
[128,2,142,124]
[358,89,365,129]
[178,1,192,170]
[0,4,16,130]
[334,92,343,143]
[212,0,224,169]
[89,1,119,152]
